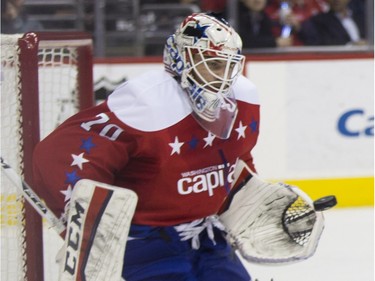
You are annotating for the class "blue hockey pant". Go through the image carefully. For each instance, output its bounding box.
[122,220,251,281]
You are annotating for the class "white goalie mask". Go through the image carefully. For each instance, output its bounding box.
[163,13,245,139]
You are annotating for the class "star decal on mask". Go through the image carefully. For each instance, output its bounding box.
[60,185,73,202]
[203,132,215,148]
[71,153,89,170]
[184,22,210,44]
[194,23,209,41]
[235,121,247,139]
[169,136,184,155]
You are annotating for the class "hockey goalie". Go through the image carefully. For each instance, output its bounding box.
[32,12,336,281]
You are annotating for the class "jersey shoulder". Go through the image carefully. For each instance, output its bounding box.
[107,70,192,132]
[233,75,260,105]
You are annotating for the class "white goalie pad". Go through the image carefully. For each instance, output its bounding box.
[219,160,325,265]
[58,179,138,281]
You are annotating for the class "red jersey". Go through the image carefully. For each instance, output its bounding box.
[33,70,260,226]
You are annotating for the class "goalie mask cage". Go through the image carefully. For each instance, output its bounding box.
[1,32,94,281]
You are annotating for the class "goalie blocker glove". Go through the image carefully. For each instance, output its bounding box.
[219,159,335,265]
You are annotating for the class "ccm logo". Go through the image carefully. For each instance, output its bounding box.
[64,201,85,275]
[337,109,373,137]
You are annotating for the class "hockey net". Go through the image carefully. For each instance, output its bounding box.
[1,32,94,281]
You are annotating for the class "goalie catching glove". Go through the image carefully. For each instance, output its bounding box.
[58,179,137,281]
[219,159,332,265]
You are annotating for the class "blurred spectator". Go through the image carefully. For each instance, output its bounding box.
[141,0,198,5]
[265,0,328,45]
[141,0,223,13]
[1,0,44,34]
[298,0,367,45]
[180,0,200,5]
[235,0,293,48]
[348,0,365,16]
[200,0,227,14]
[141,0,225,12]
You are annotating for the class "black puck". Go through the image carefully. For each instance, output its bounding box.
[313,195,337,211]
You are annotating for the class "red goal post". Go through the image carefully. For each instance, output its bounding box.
[1,32,94,281]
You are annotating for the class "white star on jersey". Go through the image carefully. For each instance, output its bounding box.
[60,185,73,202]
[235,121,247,139]
[169,136,184,155]
[71,153,89,170]
[203,132,215,148]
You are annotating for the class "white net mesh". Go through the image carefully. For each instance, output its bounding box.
[38,46,79,139]
[1,33,28,281]
[1,33,92,281]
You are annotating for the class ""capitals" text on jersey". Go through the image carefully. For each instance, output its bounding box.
[177,163,236,196]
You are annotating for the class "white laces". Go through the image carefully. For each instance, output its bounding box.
[174,215,226,249]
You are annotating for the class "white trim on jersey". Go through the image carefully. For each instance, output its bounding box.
[233,75,260,105]
[107,70,259,132]
[107,70,191,132]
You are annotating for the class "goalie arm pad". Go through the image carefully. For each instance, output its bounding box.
[219,160,325,265]
[58,179,138,281]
